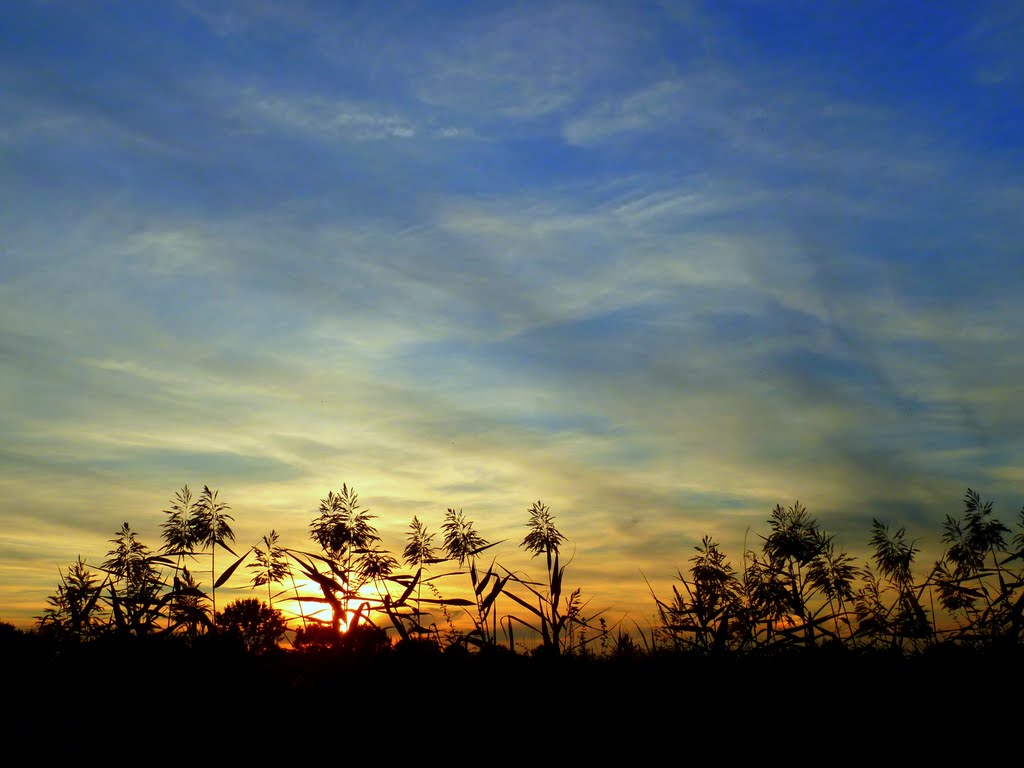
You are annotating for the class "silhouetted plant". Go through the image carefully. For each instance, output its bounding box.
[101,522,171,636]
[851,568,889,647]
[160,486,210,632]
[753,502,837,648]
[37,557,106,641]
[161,485,201,558]
[441,507,487,567]
[365,544,448,647]
[401,516,441,641]
[853,520,932,650]
[931,489,1024,647]
[249,530,290,610]
[36,476,1024,665]
[652,536,742,654]
[655,503,858,653]
[610,627,641,659]
[168,566,212,639]
[945,489,1008,574]
[739,550,793,648]
[310,484,380,561]
[504,501,602,655]
[521,500,566,567]
[404,516,437,568]
[191,485,237,617]
[359,546,401,626]
[745,505,856,651]
[440,507,506,649]
[293,485,408,637]
[763,502,824,565]
[806,538,858,640]
[559,586,598,655]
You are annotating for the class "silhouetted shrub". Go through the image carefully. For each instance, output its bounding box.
[215,598,288,654]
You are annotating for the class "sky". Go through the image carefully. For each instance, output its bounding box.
[2,0,1023,634]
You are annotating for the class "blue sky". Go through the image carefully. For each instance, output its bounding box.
[2,1,1022,631]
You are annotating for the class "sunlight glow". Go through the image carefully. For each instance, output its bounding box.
[278,578,397,634]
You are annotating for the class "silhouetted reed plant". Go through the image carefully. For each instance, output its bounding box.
[33,485,1024,664]
[649,489,1024,656]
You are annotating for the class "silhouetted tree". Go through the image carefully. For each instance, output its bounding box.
[216,598,287,654]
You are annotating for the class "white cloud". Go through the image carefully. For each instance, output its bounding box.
[564,79,688,144]
[237,89,419,140]
[114,229,224,276]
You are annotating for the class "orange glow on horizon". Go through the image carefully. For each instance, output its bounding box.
[276,577,398,634]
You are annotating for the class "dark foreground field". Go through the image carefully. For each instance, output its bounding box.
[3,628,1019,758]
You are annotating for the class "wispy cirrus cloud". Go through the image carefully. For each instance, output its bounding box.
[411,4,619,119]
[234,88,454,142]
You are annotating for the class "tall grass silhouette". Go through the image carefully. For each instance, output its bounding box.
[29,484,1024,663]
